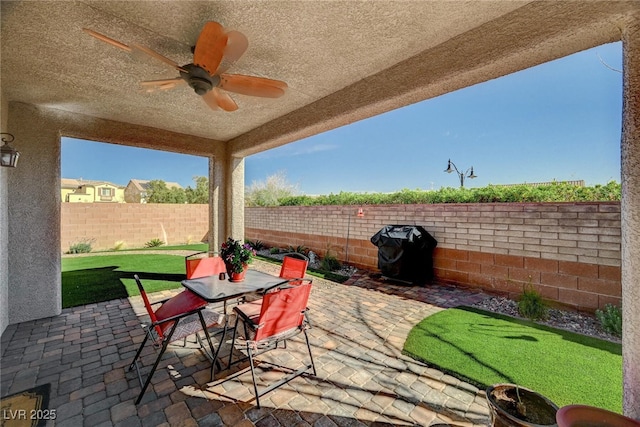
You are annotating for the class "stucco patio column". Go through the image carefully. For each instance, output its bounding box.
[7,103,61,324]
[227,156,245,241]
[210,153,245,250]
[621,14,640,420]
[209,155,223,251]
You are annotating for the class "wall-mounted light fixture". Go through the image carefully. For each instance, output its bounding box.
[444,159,476,187]
[1,133,20,168]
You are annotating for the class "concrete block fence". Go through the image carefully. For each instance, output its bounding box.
[61,203,209,252]
[246,202,621,312]
[60,202,621,312]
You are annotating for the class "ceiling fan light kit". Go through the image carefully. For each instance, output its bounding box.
[84,21,287,112]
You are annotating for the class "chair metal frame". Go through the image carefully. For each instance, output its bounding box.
[129,274,222,404]
[228,280,316,408]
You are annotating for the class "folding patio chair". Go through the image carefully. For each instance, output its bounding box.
[241,253,310,320]
[279,253,309,279]
[185,251,226,279]
[129,274,223,404]
[228,279,316,408]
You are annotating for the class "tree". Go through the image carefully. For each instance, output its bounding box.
[146,180,186,204]
[185,176,208,204]
[245,171,299,207]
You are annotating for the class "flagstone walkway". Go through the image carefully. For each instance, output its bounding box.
[1,260,492,426]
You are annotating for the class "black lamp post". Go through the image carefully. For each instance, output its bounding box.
[444,159,477,187]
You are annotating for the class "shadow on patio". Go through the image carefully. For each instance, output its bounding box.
[1,260,491,426]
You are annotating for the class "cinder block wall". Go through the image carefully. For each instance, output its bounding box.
[60,202,621,312]
[61,203,209,251]
[245,202,621,312]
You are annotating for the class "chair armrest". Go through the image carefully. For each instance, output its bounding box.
[185,251,216,261]
[148,297,171,306]
[149,306,207,327]
[261,278,307,295]
[233,301,262,328]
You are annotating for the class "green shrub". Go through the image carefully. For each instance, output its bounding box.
[246,240,266,251]
[287,245,309,255]
[68,238,94,254]
[517,286,548,320]
[144,238,165,248]
[596,304,622,337]
[320,254,342,272]
[277,181,621,206]
[269,247,281,254]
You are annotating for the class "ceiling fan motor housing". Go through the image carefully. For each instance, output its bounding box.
[180,64,220,95]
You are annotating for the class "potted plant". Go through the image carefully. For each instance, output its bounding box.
[220,237,256,282]
[486,384,559,427]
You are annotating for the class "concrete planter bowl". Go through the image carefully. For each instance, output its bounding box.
[486,384,559,427]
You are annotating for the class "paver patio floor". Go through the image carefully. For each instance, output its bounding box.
[1,260,492,426]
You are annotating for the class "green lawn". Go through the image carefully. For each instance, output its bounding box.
[61,254,188,308]
[403,307,622,413]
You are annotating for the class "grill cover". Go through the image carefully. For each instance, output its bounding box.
[370,225,437,284]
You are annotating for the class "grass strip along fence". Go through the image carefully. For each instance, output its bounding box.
[403,307,622,413]
[61,254,187,308]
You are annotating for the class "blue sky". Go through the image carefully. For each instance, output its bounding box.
[62,41,622,194]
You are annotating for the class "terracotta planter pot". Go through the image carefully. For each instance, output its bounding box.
[556,405,640,427]
[486,384,559,427]
[229,264,248,282]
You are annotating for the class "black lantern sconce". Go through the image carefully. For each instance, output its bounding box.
[1,133,20,168]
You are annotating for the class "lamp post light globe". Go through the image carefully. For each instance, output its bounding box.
[444,159,477,187]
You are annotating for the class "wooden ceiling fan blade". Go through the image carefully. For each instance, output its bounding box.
[219,74,287,98]
[201,91,220,111]
[139,78,186,92]
[194,22,228,76]
[131,43,187,73]
[213,88,238,111]
[202,89,238,112]
[83,28,131,52]
[216,30,249,74]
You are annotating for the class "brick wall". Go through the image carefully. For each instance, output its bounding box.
[60,202,621,312]
[245,202,621,312]
[61,203,209,252]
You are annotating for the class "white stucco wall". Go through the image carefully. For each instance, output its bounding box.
[621,14,640,420]
[7,103,62,324]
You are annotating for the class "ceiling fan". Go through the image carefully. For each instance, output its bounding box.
[83,22,287,112]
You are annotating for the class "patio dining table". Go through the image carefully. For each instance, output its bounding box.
[181,269,288,377]
[181,269,286,308]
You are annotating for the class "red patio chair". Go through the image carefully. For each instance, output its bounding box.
[279,253,309,279]
[129,274,223,404]
[241,253,310,321]
[228,279,316,408]
[185,251,226,279]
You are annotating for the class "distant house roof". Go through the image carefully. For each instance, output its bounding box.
[127,179,183,191]
[61,178,125,189]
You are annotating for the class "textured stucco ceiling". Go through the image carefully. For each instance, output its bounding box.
[1,1,638,157]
